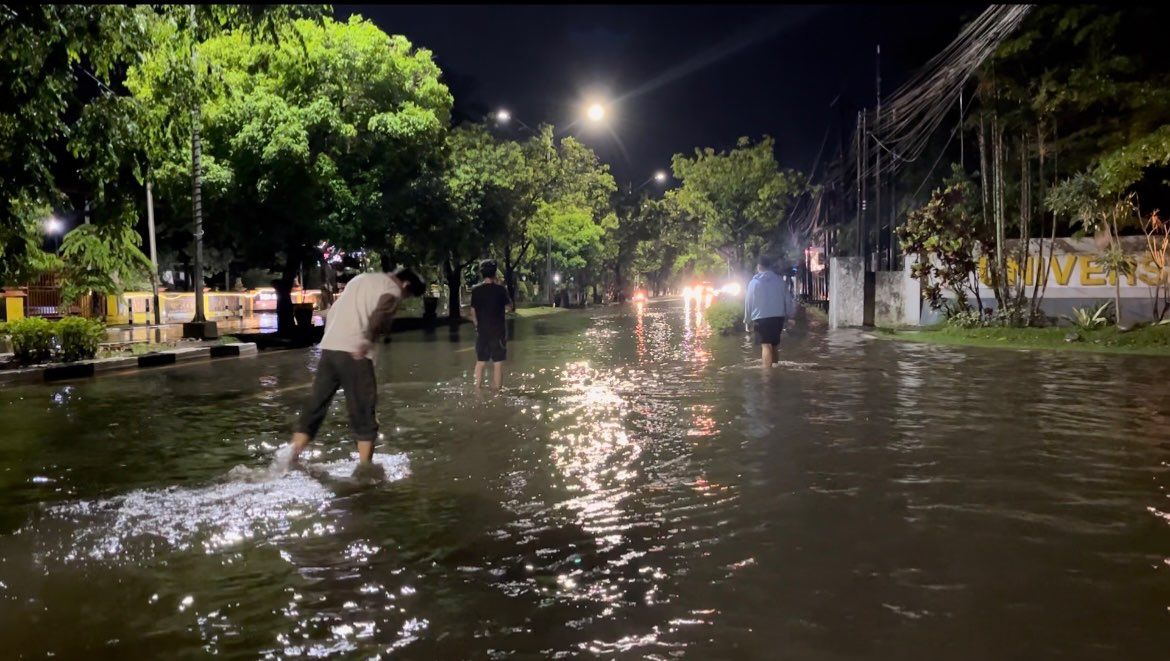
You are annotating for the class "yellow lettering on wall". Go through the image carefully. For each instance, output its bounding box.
[1005,259,1019,287]
[1080,255,1107,286]
[1137,255,1168,287]
[1050,255,1076,286]
[978,256,991,286]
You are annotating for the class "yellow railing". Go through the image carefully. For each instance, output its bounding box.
[106,289,321,325]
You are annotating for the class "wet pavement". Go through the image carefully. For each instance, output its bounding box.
[1,298,1169,658]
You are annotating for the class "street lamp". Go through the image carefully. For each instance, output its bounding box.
[44,216,64,251]
[586,102,606,123]
[494,107,533,133]
[630,171,671,194]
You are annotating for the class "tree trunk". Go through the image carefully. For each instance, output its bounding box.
[189,6,206,323]
[444,257,462,320]
[1115,279,1122,328]
[275,245,303,337]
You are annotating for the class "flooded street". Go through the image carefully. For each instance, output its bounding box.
[2,298,1169,658]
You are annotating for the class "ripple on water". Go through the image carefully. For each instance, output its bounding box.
[27,453,411,564]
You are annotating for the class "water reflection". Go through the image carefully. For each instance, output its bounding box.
[1,301,1170,658]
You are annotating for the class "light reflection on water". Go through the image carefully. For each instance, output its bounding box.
[1,299,1169,658]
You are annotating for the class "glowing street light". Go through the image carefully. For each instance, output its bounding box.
[553,273,561,284]
[654,171,668,183]
[496,108,511,123]
[586,102,605,123]
[45,216,64,235]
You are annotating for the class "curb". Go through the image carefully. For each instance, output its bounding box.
[0,342,258,386]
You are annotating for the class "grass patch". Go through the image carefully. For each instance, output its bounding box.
[802,302,828,322]
[96,340,182,359]
[880,322,1170,356]
[511,305,568,319]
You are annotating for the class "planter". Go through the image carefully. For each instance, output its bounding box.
[423,296,439,319]
[293,303,314,330]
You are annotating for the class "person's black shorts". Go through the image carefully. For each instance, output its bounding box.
[753,317,785,346]
[294,349,379,440]
[475,332,507,362]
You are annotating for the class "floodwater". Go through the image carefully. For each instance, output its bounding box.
[1,298,1169,659]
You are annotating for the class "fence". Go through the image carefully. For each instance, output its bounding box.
[23,272,106,319]
[15,277,322,325]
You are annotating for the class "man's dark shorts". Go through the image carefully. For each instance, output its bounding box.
[475,332,507,362]
[295,349,379,440]
[753,316,785,346]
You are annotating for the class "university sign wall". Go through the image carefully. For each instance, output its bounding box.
[974,237,1166,300]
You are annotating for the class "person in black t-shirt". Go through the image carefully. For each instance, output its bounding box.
[469,259,514,390]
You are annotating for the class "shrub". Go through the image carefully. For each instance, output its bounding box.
[705,298,743,335]
[1065,301,1114,331]
[5,317,55,365]
[56,316,105,362]
[945,308,986,329]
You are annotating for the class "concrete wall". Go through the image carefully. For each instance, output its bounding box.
[920,297,1163,326]
[829,257,865,329]
[874,259,922,328]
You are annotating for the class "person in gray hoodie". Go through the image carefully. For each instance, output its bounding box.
[743,255,796,367]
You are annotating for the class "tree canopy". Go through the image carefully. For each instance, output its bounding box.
[669,136,807,275]
[129,14,452,291]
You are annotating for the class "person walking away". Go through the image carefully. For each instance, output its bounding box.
[743,255,788,368]
[286,255,425,473]
[470,259,514,390]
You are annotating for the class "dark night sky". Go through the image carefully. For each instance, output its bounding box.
[336,4,985,184]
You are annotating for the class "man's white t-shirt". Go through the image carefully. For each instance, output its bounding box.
[319,273,402,354]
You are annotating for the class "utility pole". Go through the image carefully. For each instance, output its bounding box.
[855,110,864,259]
[958,89,965,170]
[146,178,161,325]
[874,44,883,271]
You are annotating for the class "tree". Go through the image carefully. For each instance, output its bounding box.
[130,14,451,334]
[601,191,655,302]
[495,125,616,301]
[1046,172,1138,328]
[898,167,988,315]
[670,136,807,276]
[431,125,523,318]
[630,195,696,296]
[1,5,153,289]
[529,199,612,304]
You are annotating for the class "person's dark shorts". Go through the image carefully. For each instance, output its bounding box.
[294,349,379,440]
[753,317,785,346]
[475,331,507,362]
